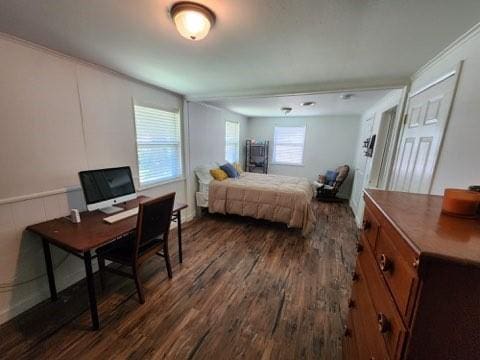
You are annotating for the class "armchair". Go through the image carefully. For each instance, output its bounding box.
[314,165,350,202]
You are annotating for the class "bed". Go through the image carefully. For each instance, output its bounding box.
[195,169,316,236]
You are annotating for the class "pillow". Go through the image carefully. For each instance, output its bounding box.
[220,162,239,178]
[194,165,214,183]
[210,168,228,181]
[325,170,338,185]
[233,162,243,174]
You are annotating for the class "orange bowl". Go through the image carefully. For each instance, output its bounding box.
[442,188,480,218]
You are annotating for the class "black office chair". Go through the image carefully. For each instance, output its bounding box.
[96,192,176,304]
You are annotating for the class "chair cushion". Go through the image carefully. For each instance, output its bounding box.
[220,162,239,178]
[97,235,164,263]
[233,162,243,174]
[335,165,350,182]
[210,168,229,181]
[96,236,134,262]
[325,170,338,185]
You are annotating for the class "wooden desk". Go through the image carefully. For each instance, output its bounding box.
[27,196,188,330]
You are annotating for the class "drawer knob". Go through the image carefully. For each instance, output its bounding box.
[377,313,391,333]
[348,299,356,308]
[351,271,359,281]
[362,220,371,230]
[356,242,364,253]
[413,258,420,268]
[379,254,393,272]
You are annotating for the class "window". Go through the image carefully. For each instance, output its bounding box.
[134,105,183,187]
[273,126,306,165]
[225,121,240,163]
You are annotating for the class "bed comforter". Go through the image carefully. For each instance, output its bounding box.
[208,172,315,235]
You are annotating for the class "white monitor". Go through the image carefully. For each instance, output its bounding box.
[79,166,137,214]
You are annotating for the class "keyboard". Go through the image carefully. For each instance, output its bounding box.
[103,207,139,224]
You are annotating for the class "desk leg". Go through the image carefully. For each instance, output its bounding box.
[84,251,99,330]
[177,211,183,263]
[42,239,57,301]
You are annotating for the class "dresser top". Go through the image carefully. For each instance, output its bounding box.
[365,189,480,266]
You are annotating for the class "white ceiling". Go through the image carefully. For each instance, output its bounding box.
[0,1,479,98]
[204,89,394,117]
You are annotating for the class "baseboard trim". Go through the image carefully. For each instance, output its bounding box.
[0,266,89,325]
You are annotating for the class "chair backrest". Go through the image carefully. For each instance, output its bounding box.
[333,165,350,190]
[135,193,175,255]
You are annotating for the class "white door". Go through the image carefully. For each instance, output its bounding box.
[351,117,374,211]
[374,107,397,189]
[391,66,461,194]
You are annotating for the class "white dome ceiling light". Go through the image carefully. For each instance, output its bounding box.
[170,2,216,41]
[340,93,355,100]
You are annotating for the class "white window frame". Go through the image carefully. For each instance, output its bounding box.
[225,120,240,163]
[133,102,184,189]
[272,126,306,166]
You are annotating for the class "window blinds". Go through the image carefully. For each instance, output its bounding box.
[134,105,183,186]
[273,126,306,165]
[225,121,240,163]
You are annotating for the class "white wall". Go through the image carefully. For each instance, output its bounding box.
[411,24,480,195]
[186,102,248,211]
[0,35,189,324]
[247,116,361,198]
[350,23,480,222]
[349,89,404,224]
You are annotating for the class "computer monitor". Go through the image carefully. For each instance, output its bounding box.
[79,166,137,214]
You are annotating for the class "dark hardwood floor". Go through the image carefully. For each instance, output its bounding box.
[0,201,358,359]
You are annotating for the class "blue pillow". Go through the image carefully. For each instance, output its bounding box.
[220,162,239,178]
[325,170,338,185]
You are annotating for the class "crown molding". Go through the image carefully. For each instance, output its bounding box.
[185,80,408,103]
[186,100,248,118]
[412,22,480,80]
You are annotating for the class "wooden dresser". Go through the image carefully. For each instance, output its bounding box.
[343,189,480,359]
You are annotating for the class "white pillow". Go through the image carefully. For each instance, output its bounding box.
[194,165,214,183]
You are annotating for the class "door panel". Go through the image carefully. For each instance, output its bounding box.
[410,137,433,193]
[394,137,414,191]
[424,96,443,125]
[409,106,422,128]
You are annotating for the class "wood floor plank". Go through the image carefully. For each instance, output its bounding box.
[0,201,357,359]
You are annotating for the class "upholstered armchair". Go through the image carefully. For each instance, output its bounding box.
[314,165,350,201]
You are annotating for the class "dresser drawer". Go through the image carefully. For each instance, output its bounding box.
[374,228,418,322]
[349,261,390,359]
[358,242,407,358]
[362,205,380,250]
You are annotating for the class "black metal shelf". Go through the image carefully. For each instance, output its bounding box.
[245,140,269,174]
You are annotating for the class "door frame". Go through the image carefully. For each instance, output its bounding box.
[371,106,397,188]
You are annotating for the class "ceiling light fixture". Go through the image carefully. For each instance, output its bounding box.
[170,2,216,41]
[340,93,355,100]
[301,101,316,107]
